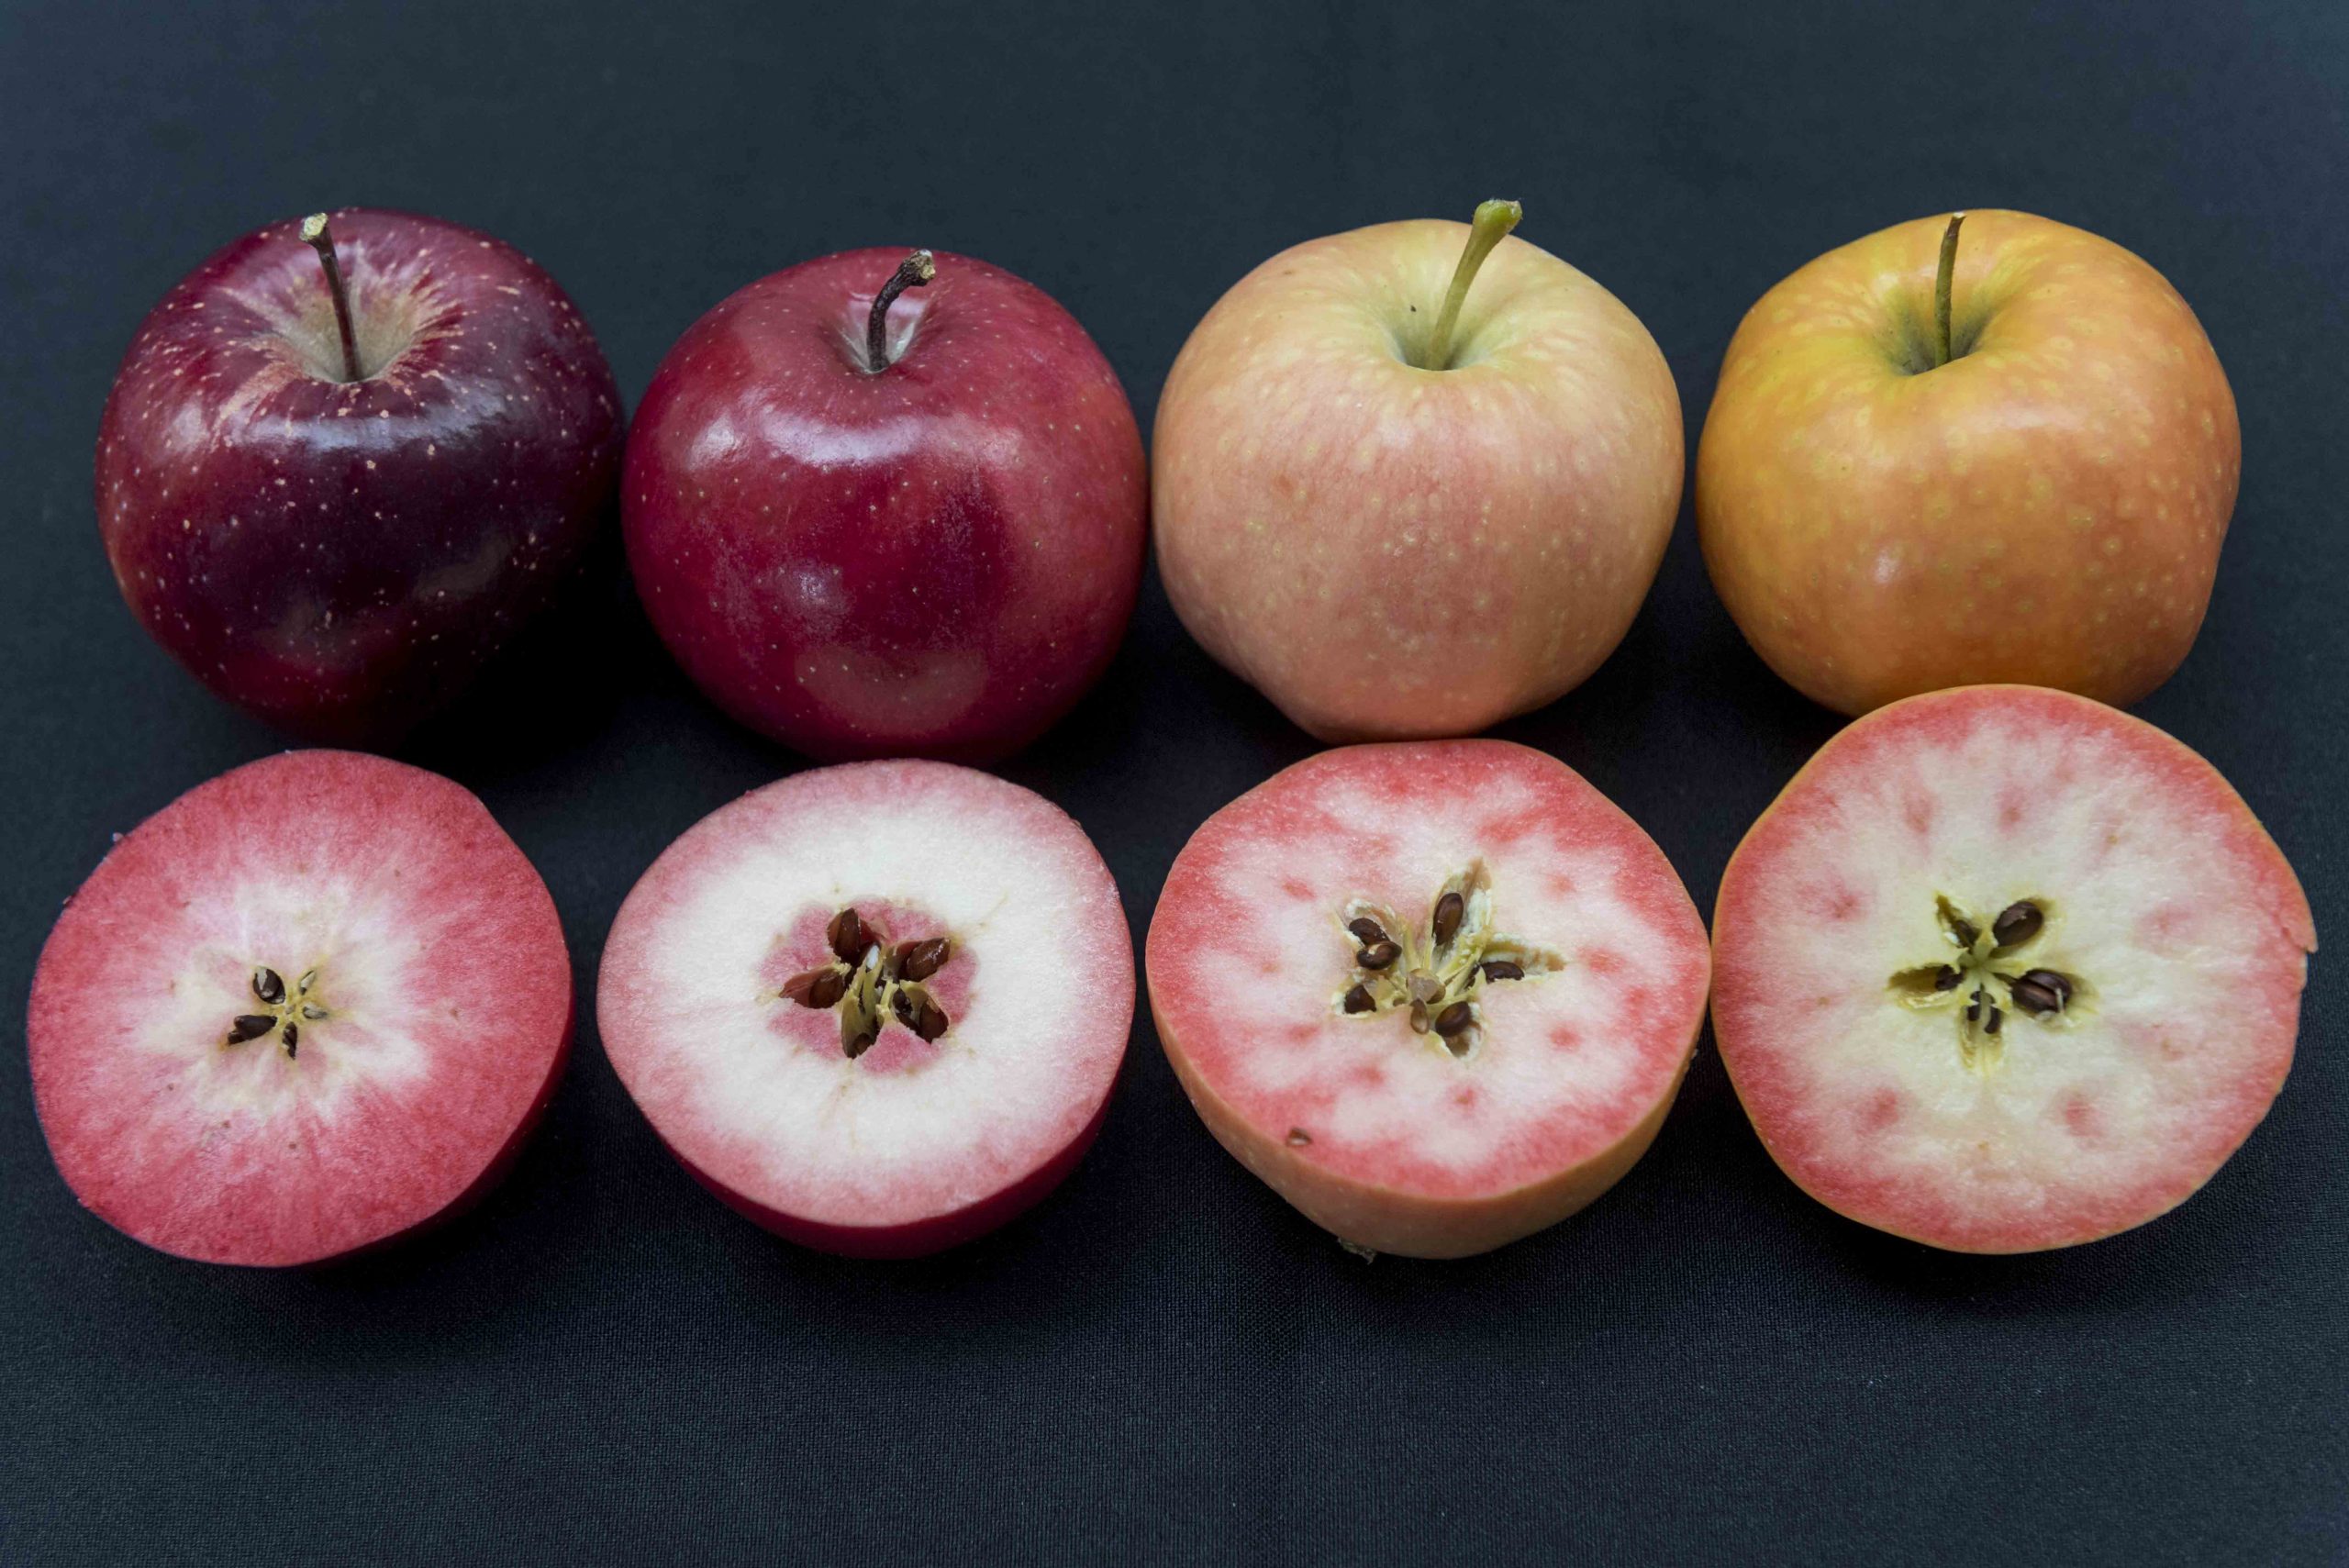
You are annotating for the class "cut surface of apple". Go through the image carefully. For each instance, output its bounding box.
[1712,685,2315,1252]
[1148,740,1709,1258]
[597,761,1133,1257]
[27,751,573,1265]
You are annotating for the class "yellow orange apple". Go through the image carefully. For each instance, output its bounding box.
[1696,209,2239,715]
[1153,202,1683,741]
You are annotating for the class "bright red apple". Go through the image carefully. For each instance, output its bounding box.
[621,247,1147,762]
[1152,201,1684,741]
[1696,210,2239,715]
[95,207,624,741]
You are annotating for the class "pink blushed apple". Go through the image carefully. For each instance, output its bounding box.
[1152,201,1684,741]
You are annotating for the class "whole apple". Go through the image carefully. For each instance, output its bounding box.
[621,247,1147,762]
[1695,209,2239,715]
[1152,201,1683,741]
[95,208,623,740]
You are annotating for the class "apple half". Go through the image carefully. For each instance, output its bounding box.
[28,751,573,1265]
[1148,740,1709,1258]
[1711,685,2314,1251]
[597,761,1133,1257]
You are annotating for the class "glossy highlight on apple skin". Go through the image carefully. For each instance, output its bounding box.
[95,208,624,742]
[622,247,1148,764]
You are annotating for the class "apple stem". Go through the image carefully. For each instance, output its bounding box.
[1420,199,1522,371]
[1933,211,1966,369]
[298,214,364,383]
[865,250,937,373]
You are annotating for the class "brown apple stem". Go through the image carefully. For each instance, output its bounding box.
[1933,211,1966,369]
[1420,199,1522,371]
[865,250,937,373]
[298,214,364,383]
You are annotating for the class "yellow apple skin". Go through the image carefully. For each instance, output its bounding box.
[1152,220,1683,741]
[1696,209,2239,716]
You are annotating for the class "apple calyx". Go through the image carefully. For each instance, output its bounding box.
[223,962,332,1061]
[1418,198,1522,371]
[780,906,952,1058]
[1333,863,1559,1058]
[1887,895,2086,1071]
[298,213,365,383]
[863,250,937,373]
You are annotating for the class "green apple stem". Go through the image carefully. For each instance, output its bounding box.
[298,213,364,383]
[1933,211,1966,369]
[1420,199,1522,371]
[865,250,937,373]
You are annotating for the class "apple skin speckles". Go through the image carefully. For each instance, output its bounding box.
[95,207,624,742]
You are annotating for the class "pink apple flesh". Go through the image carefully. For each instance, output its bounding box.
[1711,685,2315,1251]
[1148,740,1710,1257]
[27,751,574,1265]
[597,760,1134,1257]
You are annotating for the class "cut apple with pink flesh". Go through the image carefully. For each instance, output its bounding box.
[1148,740,1709,1258]
[27,751,573,1266]
[1712,685,2316,1253]
[597,760,1133,1258]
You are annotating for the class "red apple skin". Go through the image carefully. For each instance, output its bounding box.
[1152,218,1683,741]
[1696,210,2239,716]
[655,1093,1111,1260]
[621,248,1147,763]
[95,208,624,742]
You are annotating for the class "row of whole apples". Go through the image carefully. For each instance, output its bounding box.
[97,200,2237,751]
[34,200,2308,1271]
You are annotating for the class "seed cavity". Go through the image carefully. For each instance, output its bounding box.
[1286,1128,1312,1147]
[1330,862,1562,1060]
[226,962,328,1057]
[783,905,956,1061]
[1891,895,2085,1071]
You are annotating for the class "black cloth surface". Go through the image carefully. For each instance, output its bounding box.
[3,3,2343,1563]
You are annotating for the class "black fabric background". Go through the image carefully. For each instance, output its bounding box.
[3,3,2343,1563]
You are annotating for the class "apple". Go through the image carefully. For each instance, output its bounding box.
[1148,740,1709,1257]
[95,208,624,741]
[598,760,1133,1256]
[1709,685,2312,1251]
[1152,201,1683,741]
[1696,209,2240,715]
[621,247,1147,762]
[28,751,573,1264]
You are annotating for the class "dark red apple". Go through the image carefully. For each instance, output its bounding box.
[621,247,1147,762]
[95,207,624,741]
